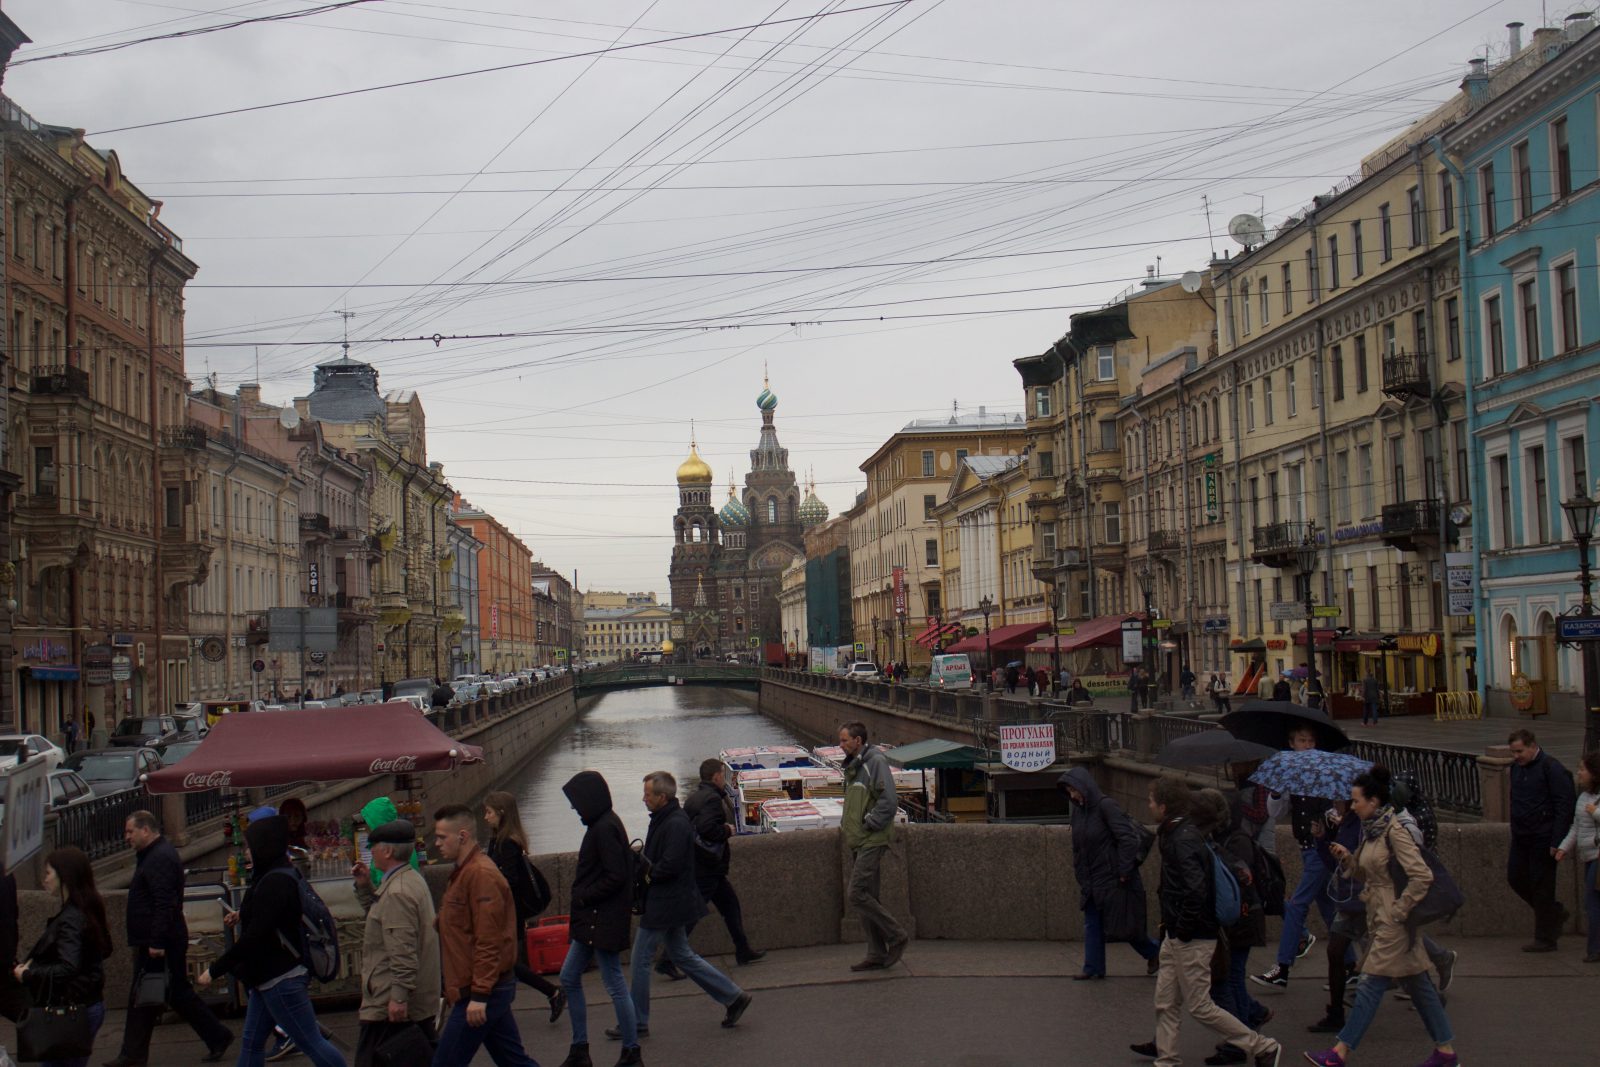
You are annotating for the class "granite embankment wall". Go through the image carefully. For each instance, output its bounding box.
[758,673,974,748]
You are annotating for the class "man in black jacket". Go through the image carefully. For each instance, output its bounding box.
[1132,777,1281,1067]
[684,759,763,966]
[107,810,233,1067]
[625,771,751,1039]
[560,770,641,1066]
[1507,729,1577,951]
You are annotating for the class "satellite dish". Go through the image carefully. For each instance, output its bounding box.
[1228,213,1267,249]
[279,407,301,430]
[1180,271,1203,294]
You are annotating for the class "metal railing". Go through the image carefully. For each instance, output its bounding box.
[51,787,153,861]
[1381,499,1441,538]
[1346,736,1482,817]
[30,365,89,398]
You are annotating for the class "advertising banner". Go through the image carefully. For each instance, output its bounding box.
[892,566,907,616]
[999,724,1057,772]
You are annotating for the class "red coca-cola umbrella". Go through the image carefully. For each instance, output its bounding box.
[143,702,486,793]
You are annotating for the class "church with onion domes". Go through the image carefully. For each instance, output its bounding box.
[669,376,830,659]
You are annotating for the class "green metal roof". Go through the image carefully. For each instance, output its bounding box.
[885,738,988,769]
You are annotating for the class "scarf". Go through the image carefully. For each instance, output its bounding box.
[1360,804,1396,842]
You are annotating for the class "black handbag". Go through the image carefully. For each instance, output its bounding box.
[375,1022,434,1067]
[132,966,169,1010]
[16,1003,92,1062]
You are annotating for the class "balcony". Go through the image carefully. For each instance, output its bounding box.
[1381,499,1442,552]
[160,425,206,450]
[332,524,364,544]
[335,592,374,620]
[245,611,270,645]
[29,365,89,399]
[1251,520,1317,568]
[1148,528,1183,555]
[299,513,331,541]
[375,590,408,612]
[1381,349,1431,400]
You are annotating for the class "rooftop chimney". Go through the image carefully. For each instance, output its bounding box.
[1464,56,1490,101]
[237,383,261,409]
[1508,21,1525,52]
[1567,11,1597,40]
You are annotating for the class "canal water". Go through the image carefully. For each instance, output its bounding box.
[498,686,806,853]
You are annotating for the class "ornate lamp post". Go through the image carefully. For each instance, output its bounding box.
[1135,559,1155,709]
[979,594,994,690]
[871,614,879,666]
[1561,490,1600,754]
[1294,527,1320,704]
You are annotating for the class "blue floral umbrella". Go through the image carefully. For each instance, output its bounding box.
[1249,748,1373,800]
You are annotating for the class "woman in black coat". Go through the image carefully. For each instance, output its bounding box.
[14,847,112,1067]
[1058,767,1159,979]
[482,790,564,1022]
[557,771,640,1064]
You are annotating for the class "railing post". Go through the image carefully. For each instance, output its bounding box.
[162,789,189,847]
[1478,746,1514,822]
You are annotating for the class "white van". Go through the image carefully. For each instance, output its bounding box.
[929,653,974,690]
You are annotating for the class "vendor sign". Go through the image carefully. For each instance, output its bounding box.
[999,724,1056,772]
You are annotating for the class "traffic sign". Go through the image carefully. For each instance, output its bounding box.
[0,755,49,873]
[1151,619,1174,629]
[251,659,266,674]
[1269,601,1305,622]
[1557,616,1600,642]
[1313,606,1342,619]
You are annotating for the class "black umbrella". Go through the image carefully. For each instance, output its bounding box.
[1156,730,1279,768]
[1220,700,1350,752]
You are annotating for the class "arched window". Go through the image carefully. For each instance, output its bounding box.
[690,522,703,544]
[767,497,777,524]
[1498,612,1520,687]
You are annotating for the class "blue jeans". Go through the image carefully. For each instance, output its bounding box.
[1337,972,1453,1051]
[432,978,538,1067]
[1362,700,1379,725]
[1277,848,1335,967]
[1218,947,1267,1028]
[1587,860,1600,957]
[1082,900,1158,976]
[560,940,635,1047]
[630,924,743,1028]
[239,974,346,1067]
[43,999,104,1067]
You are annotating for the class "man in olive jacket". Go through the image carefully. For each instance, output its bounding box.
[352,820,441,1067]
[839,721,907,972]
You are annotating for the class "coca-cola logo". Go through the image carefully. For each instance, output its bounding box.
[183,770,232,789]
[369,756,418,774]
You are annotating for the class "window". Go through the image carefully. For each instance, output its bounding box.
[1263,374,1275,424]
[1327,234,1340,289]
[1445,298,1461,362]
[955,448,968,464]
[1455,423,1469,501]
[1480,163,1497,233]
[1259,277,1269,326]
[1486,294,1505,375]
[1494,454,1512,548]
[1281,263,1293,315]
[1354,335,1369,392]
[1331,344,1345,400]
[1529,445,1549,543]
[1245,384,1256,430]
[1098,419,1117,451]
[1514,141,1533,219]
[1553,116,1573,199]
[1413,309,1428,358]
[921,450,934,477]
[923,494,937,519]
[1241,282,1251,335]
[1376,207,1388,265]
[1390,437,1407,504]
[1104,502,1122,544]
[1382,320,1397,357]
[1037,451,1054,477]
[1558,261,1579,352]
[1334,451,1350,522]
[1033,387,1052,418]
[1357,444,1374,518]
[1569,436,1589,497]
[766,498,777,523]
[1354,220,1368,276]
[1286,365,1298,417]
[1407,186,1423,247]
[1097,345,1115,381]
[1267,472,1280,522]
[1311,358,1320,409]
[924,539,938,566]
[1518,277,1540,365]
[1438,170,1455,231]
[1305,247,1317,301]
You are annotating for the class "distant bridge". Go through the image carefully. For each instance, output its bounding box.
[573,663,763,693]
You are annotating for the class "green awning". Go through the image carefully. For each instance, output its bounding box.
[885,738,988,769]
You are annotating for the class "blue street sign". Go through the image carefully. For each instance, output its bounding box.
[1556,616,1600,641]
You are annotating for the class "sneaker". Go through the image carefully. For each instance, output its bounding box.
[1254,1046,1282,1067]
[1302,1051,1344,1067]
[1306,1013,1344,1034]
[1296,933,1317,959]
[1251,964,1289,991]
[1435,950,1456,992]
[1395,987,1412,1001]
[720,992,752,1028]
[265,1038,299,1062]
[1410,1053,1459,1067]
[1322,973,1361,993]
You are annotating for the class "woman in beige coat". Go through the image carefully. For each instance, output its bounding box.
[1303,767,1459,1067]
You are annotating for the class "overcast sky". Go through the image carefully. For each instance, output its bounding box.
[4,0,1538,596]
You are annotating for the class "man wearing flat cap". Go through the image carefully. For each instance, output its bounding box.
[352,819,441,1067]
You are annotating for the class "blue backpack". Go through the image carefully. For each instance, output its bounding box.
[1207,843,1244,926]
[265,867,341,982]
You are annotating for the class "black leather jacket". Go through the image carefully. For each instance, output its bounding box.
[684,781,733,879]
[25,903,105,1007]
[1157,816,1218,942]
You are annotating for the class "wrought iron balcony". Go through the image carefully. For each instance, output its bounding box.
[299,513,331,541]
[160,425,207,450]
[245,611,270,645]
[1148,528,1183,555]
[1251,520,1317,568]
[1381,499,1442,552]
[29,365,89,399]
[335,593,374,619]
[1381,349,1431,400]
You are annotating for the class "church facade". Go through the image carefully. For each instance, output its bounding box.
[669,380,828,659]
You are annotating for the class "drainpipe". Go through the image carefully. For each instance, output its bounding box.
[1432,134,1481,707]
[218,399,242,700]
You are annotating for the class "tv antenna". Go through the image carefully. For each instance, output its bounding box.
[335,309,356,359]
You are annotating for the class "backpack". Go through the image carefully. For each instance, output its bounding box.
[265,867,340,982]
[1385,825,1465,928]
[1391,770,1438,850]
[1206,842,1244,926]
[524,857,553,918]
[1226,827,1286,917]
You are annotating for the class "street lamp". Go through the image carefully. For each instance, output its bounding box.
[871,614,879,665]
[1295,528,1320,706]
[979,594,994,690]
[1135,559,1155,709]
[1561,490,1600,754]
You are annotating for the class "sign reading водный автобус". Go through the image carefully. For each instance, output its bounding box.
[998,724,1056,772]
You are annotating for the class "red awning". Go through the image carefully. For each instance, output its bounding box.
[1023,613,1134,653]
[1291,628,1339,647]
[945,621,1049,655]
[143,702,485,793]
[1334,637,1381,652]
[914,621,962,647]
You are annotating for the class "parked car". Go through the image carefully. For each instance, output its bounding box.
[47,769,96,812]
[0,734,66,772]
[108,716,181,749]
[392,694,430,714]
[449,683,485,706]
[357,689,384,704]
[391,677,435,701]
[844,661,880,681]
[157,739,204,765]
[63,747,163,797]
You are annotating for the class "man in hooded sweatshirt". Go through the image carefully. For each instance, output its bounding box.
[558,770,641,1067]
[1058,766,1159,980]
[199,815,348,1067]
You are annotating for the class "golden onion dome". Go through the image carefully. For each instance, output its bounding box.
[676,444,713,484]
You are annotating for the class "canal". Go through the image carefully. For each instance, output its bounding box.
[495,685,806,853]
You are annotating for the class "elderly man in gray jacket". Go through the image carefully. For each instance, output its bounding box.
[839,721,907,972]
[352,819,442,1067]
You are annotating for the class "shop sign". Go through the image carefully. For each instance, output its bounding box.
[1397,633,1440,656]
[1202,616,1230,634]
[1446,551,1473,617]
[308,562,319,596]
[1078,672,1131,697]
[491,604,499,640]
[1205,471,1219,522]
[1509,672,1535,712]
[892,567,906,616]
[20,639,69,664]
[1265,639,1288,650]
[1333,521,1384,543]
[1121,619,1143,662]
[111,655,132,682]
[999,724,1057,772]
[84,644,114,686]
[111,633,133,647]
